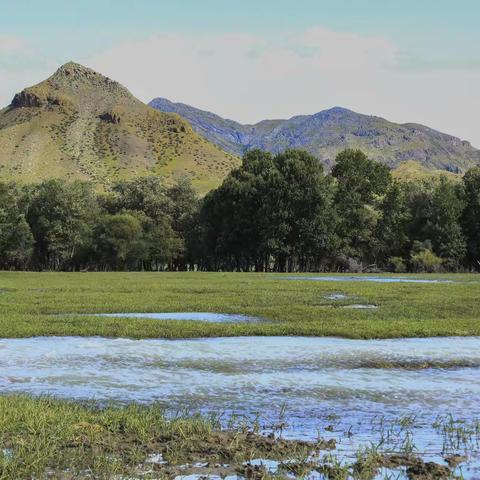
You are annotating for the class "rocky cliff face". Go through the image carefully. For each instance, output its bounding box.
[150,98,480,173]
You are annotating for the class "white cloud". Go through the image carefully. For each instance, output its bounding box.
[87,28,398,113]
[1,29,478,148]
[85,28,480,147]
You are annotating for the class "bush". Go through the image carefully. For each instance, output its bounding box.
[387,256,407,273]
[411,249,442,273]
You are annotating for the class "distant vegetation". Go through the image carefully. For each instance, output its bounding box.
[0,148,479,273]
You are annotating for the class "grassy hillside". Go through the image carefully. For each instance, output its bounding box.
[392,160,462,182]
[0,63,239,193]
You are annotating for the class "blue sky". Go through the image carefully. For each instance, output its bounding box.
[1,0,479,145]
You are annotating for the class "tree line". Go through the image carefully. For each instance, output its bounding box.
[0,148,479,272]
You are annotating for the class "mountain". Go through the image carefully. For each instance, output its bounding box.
[0,63,238,192]
[150,98,480,173]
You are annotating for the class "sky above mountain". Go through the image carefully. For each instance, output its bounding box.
[1,0,479,147]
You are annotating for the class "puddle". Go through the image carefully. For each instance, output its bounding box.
[282,276,453,284]
[325,293,348,300]
[342,304,378,309]
[0,335,479,475]
[92,312,263,323]
[324,294,378,309]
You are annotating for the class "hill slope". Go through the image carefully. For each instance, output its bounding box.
[0,63,238,192]
[392,160,462,182]
[150,98,480,173]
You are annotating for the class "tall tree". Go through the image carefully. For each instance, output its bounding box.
[427,177,466,271]
[0,182,34,269]
[462,167,480,270]
[93,213,145,270]
[374,181,410,267]
[202,149,337,271]
[25,180,97,270]
[167,177,200,269]
[404,177,466,271]
[111,176,171,221]
[332,149,392,267]
[202,149,277,270]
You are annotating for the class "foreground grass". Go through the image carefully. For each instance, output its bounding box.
[0,271,479,339]
[0,395,322,479]
[0,395,474,479]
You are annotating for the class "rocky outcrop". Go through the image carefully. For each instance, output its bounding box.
[99,111,121,124]
[11,91,44,108]
[11,90,68,109]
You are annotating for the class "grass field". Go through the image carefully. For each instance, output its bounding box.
[0,271,479,339]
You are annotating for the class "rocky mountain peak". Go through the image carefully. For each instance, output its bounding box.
[54,61,101,79]
[50,62,131,96]
[10,62,132,109]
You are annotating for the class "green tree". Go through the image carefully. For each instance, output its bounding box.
[374,181,410,268]
[202,149,277,270]
[25,180,97,270]
[404,177,466,271]
[0,182,34,269]
[267,149,337,271]
[144,216,183,270]
[462,167,480,270]
[167,177,200,269]
[202,149,337,271]
[111,176,171,221]
[109,176,188,270]
[427,177,465,271]
[332,149,392,267]
[93,213,145,270]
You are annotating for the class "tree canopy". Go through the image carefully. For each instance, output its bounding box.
[0,149,477,272]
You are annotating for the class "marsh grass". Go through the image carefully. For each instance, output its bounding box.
[0,395,324,479]
[0,271,479,339]
[0,395,477,479]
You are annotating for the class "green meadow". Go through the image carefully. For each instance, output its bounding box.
[0,271,478,339]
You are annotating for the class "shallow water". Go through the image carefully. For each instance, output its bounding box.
[325,293,348,300]
[92,312,262,323]
[283,275,453,283]
[342,304,378,309]
[0,336,479,475]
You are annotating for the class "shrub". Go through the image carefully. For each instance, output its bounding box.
[387,256,407,273]
[411,249,442,273]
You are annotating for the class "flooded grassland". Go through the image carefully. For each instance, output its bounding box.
[0,272,479,478]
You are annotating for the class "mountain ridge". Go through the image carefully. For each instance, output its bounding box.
[150,97,480,173]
